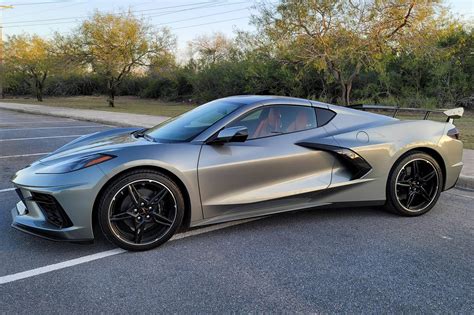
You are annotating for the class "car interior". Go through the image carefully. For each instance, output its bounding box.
[229,105,317,139]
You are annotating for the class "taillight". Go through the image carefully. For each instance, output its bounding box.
[447,127,460,140]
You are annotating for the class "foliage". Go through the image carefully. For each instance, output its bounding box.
[4,34,58,101]
[3,3,473,109]
[253,0,443,105]
[187,32,239,68]
[57,11,176,107]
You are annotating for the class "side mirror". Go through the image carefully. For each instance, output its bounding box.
[210,126,248,144]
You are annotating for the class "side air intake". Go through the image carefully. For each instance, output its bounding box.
[296,143,372,180]
[30,192,73,228]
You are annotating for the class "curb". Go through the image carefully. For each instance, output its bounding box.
[0,104,167,128]
[456,175,474,191]
[0,105,129,127]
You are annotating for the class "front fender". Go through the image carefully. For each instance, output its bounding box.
[96,142,203,224]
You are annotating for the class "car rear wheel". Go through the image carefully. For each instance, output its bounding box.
[385,152,443,216]
[98,169,184,251]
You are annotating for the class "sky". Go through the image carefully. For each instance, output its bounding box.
[1,0,473,55]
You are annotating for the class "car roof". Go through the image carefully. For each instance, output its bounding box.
[221,95,312,106]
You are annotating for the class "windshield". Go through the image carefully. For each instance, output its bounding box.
[145,100,242,142]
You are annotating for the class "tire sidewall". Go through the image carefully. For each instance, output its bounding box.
[98,170,185,251]
[387,152,443,216]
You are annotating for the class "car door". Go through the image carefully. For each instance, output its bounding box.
[197,104,337,223]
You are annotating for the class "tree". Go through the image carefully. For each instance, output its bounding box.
[255,0,441,105]
[4,34,56,101]
[431,25,474,104]
[61,11,175,107]
[187,32,237,68]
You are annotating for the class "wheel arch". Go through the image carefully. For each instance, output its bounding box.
[92,165,192,236]
[389,147,446,189]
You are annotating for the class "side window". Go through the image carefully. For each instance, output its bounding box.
[229,105,317,140]
[314,107,336,127]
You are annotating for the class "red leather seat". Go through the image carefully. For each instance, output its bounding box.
[286,110,309,132]
[253,108,281,138]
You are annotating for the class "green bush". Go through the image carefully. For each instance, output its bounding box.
[191,61,248,102]
[117,77,148,96]
[4,71,31,96]
[140,76,176,99]
[44,74,105,96]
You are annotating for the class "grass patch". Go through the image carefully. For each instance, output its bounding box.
[1,96,197,118]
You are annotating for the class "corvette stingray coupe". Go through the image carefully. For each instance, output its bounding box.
[10,96,464,251]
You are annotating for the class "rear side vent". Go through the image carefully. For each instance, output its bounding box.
[30,192,73,228]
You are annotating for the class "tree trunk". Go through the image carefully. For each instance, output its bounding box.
[327,58,361,106]
[344,81,353,106]
[35,80,43,102]
[340,82,347,106]
[338,80,353,106]
[107,79,115,107]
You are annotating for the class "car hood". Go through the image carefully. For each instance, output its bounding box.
[37,127,148,165]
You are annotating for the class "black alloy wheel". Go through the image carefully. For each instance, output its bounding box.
[386,152,443,216]
[98,170,184,251]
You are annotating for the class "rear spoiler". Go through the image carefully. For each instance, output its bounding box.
[349,104,464,123]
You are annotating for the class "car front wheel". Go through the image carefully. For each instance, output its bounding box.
[98,169,184,251]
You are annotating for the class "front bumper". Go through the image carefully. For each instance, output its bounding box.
[10,164,108,242]
[11,201,93,242]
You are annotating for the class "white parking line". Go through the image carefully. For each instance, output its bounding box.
[0,249,126,285]
[0,135,83,142]
[0,125,106,131]
[0,152,50,159]
[0,217,262,285]
[0,120,74,124]
[0,117,74,124]
[0,188,15,193]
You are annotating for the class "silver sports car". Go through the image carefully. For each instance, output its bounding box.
[10,96,464,251]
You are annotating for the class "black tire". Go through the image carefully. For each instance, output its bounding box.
[98,169,184,251]
[385,151,443,216]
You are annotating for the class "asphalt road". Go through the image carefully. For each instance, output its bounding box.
[0,109,473,313]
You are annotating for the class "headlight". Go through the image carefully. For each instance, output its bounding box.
[37,154,116,174]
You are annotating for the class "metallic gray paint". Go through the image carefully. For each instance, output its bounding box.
[10,95,464,242]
